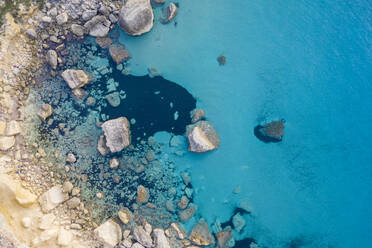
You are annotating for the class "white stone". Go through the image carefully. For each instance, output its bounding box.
[58,228,73,246]
[0,136,15,151]
[153,228,170,248]
[21,217,32,228]
[94,219,122,248]
[5,120,21,136]
[38,186,67,212]
[39,213,56,230]
[56,12,69,25]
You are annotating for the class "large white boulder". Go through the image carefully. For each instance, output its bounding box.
[38,186,67,212]
[118,0,154,36]
[94,219,122,248]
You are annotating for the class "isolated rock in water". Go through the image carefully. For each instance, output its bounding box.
[118,0,154,36]
[189,219,215,246]
[190,108,205,123]
[84,15,111,37]
[96,37,113,48]
[254,119,285,143]
[106,91,121,107]
[94,219,122,248]
[101,117,131,153]
[153,228,170,248]
[161,2,178,24]
[62,69,90,89]
[232,213,246,232]
[186,121,220,153]
[97,135,110,156]
[71,24,85,37]
[109,44,131,64]
[133,226,153,247]
[37,104,53,122]
[46,50,58,69]
[0,136,15,151]
[178,204,197,222]
[38,186,67,212]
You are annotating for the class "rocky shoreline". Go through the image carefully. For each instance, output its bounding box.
[0,1,258,248]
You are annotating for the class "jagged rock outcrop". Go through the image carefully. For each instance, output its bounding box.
[61,69,90,89]
[118,0,154,36]
[101,117,131,153]
[186,121,220,153]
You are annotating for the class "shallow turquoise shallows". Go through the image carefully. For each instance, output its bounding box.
[117,0,372,247]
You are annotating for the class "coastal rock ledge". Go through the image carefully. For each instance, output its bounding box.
[186,121,220,153]
[118,0,154,36]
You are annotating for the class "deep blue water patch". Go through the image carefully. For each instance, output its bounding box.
[102,71,196,142]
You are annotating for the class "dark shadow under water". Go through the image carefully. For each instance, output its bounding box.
[102,73,196,142]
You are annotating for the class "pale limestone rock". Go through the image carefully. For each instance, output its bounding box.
[21,217,32,228]
[84,15,111,37]
[97,135,110,156]
[101,117,131,153]
[170,223,186,240]
[37,103,53,122]
[118,0,154,36]
[0,121,6,135]
[56,12,69,25]
[71,24,85,36]
[153,228,170,248]
[190,109,205,123]
[46,49,58,69]
[132,243,145,248]
[94,219,122,248]
[15,185,37,207]
[133,226,153,247]
[58,228,73,246]
[110,157,120,169]
[63,181,73,193]
[62,69,90,89]
[0,136,15,151]
[109,45,131,64]
[66,152,77,163]
[38,186,67,212]
[178,204,197,222]
[67,197,80,209]
[160,2,178,24]
[118,210,131,224]
[39,213,56,230]
[186,121,220,153]
[106,91,121,107]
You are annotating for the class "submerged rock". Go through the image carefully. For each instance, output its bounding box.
[96,37,113,48]
[46,50,58,69]
[178,204,197,222]
[118,208,132,224]
[37,104,53,122]
[97,135,110,156]
[109,44,131,64]
[160,2,178,24]
[189,219,215,246]
[61,69,90,89]
[106,91,121,107]
[217,55,226,66]
[56,12,69,25]
[101,117,131,153]
[232,213,245,232]
[190,109,205,123]
[136,185,149,204]
[216,227,233,248]
[84,15,111,37]
[254,119,285,143]
[118,0,154,36]
[186,121,220,153]
[94,219,122,248]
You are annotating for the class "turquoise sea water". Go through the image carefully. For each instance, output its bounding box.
[114,0,372,247]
